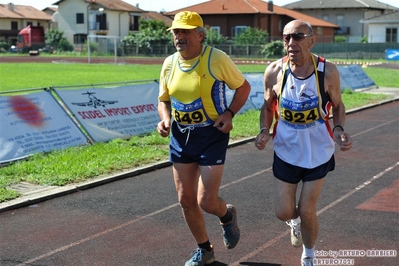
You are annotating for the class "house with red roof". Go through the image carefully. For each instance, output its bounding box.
[141,11,173,28]
[0,3,52,47]
[164,0,339,42]
[52,0,144,50]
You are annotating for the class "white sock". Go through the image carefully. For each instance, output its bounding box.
[302,245,315,259]
[292,216,301,225]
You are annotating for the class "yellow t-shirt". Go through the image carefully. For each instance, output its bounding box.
[159,45,245,125]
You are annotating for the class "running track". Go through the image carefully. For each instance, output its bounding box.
[0,101,398,266]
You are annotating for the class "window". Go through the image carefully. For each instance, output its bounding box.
[209,26,220,35]
[96,13,107,30]
[232,26,248,37]
[129,15,139,31]
[336,15,344,27]
[11,21,18,30]
[322,15,329,22]
[386,28,398,43]
[317,27,322,35]
[74,34,87,44]
[76,13,84,24]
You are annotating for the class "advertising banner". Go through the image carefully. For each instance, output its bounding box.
[0,91,88,164]
[385,49,399,61]
[243,73,265,110]
[55,82,160,142]
[337,65,376,90]
[242,67,375,95]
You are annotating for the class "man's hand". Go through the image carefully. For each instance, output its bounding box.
[157,120,170,137]
[255,131,270,150]
[213,112,233,133]
[334,129,352,151]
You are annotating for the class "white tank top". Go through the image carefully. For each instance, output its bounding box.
[273,56,335,168]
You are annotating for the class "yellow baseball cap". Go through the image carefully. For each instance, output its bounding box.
[167,11,204,31]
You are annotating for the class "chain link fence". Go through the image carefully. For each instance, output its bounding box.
[86,35,399,61]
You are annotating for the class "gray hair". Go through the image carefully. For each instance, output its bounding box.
[196,27,207,44]
[303,21,313,35]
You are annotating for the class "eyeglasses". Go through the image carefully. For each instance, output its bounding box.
[282,33,313,42]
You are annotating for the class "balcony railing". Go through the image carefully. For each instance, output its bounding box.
[335,27,350,35]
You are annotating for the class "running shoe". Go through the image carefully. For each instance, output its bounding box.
[301,256,315,266]
[286,220,302,247]
[185,246,215,266]
[220,204,240,249]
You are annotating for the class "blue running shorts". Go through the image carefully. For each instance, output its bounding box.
[170,121,229,166]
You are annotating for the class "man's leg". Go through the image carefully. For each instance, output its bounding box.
[197,164,227,216]
[273,178,298,221]
[174,163,219,266]
[298,178,324,249]
[274,178,304,248]
[298,178,324,265]
[173,162,209,244]
[199,164,240,249]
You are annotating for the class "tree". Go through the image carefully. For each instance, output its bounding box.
[261,41,285,58]
[45,29,64,50]
[334,36,346,43]
[122,19,172,49]
[234,27,269,45]
[0,41,10,52]
[45,29,74,52]
[360,36,368,43]
[205,28,228,45]
[57,38,74,52]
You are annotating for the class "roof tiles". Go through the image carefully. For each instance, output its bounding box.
[284,0,398,10]
[166,0,338,28]
[0,4,52,20]
[53,0,144,12]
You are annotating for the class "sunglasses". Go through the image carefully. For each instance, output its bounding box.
[282,33,313,42]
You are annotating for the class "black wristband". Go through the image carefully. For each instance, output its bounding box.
[333,125,344,132]
[260,126,268,134]
[225,108,235,118]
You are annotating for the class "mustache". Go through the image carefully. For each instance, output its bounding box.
[176,40,186,45]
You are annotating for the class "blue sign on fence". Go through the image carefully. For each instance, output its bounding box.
[386,49,399,60]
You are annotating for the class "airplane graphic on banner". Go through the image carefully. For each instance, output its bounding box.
[71,91,118,108]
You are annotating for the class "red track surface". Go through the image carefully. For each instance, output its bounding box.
[1,55,399,69]
[0,101,398,266]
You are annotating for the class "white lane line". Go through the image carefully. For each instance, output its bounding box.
[17,117,399,265]
[230,162,399,266]
[17,168,272,266]
[16,203,180,266]
[350,118,399,138]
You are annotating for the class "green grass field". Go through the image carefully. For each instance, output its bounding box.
[1,61,398,91]
[0,60,396,202]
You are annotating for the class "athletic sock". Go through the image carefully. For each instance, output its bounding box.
[302,245,315,259]
[198,240,212,252]
[292,216,301,225]
[219,209,232,224]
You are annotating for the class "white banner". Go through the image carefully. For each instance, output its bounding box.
[243,66,377,102]
[55,82,160,142]
[244,73,265,110]
[225,73,261,113]
[0,91,88,164]
[337,65,376,90]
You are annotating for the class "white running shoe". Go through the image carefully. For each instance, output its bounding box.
[286,220,303,247]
